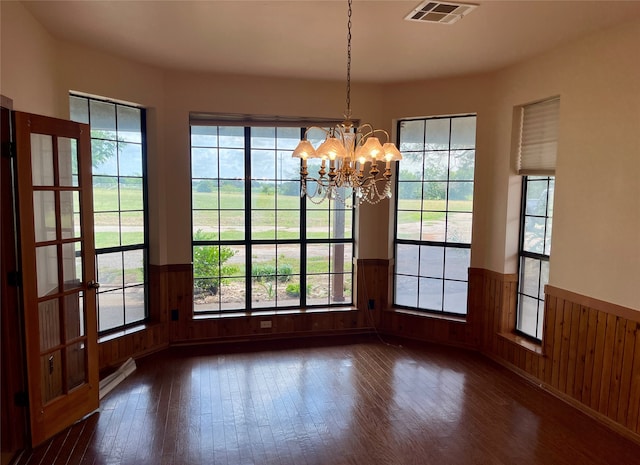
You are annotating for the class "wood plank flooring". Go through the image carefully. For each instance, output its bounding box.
[12,337,640,465]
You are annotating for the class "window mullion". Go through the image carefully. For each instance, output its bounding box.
[244,126,253,312]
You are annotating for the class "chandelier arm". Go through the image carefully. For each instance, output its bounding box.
[303,126,332,140]
[370,128,391,143]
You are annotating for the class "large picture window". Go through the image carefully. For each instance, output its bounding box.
[70,95,148,333]
[191,123,353,314]
[393,115,476,315]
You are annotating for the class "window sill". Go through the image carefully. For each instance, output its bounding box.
[387,307,467,323]
[192,306,359,320]
[498,332,543,355]
[98,323,150,344]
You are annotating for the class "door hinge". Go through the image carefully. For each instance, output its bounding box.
[1,141,15,159]
[7,270,22,287]
[14,391,28,407]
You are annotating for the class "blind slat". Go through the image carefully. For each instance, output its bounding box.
[518,97,560,175]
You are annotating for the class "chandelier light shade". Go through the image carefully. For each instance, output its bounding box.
[292,0,402,207]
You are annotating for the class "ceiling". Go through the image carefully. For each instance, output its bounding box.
[22,0,640,84]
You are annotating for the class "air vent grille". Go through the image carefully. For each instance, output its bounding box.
[405,1,478,24]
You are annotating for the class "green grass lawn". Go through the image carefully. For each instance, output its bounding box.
[91,185,470,248]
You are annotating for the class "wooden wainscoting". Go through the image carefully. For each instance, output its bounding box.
[469,267,640,441]
[96,263,187,370]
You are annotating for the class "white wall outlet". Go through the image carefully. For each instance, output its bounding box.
[260,320,272,329]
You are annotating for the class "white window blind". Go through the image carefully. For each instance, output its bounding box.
[518,97,560,175]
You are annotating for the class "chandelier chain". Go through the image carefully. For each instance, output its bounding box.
[291,0,401,208]
[345,0,352,119]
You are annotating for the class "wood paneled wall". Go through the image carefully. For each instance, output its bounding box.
[467,268,640,441]
[98,261,376,370]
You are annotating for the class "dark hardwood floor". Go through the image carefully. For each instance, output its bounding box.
[13,337,640,465]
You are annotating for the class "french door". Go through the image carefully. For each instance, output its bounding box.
[14,111,99,446]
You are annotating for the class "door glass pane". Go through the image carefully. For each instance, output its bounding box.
[38,298,60,351]
[33,191,56,242]
[31,134,54,186]
[60,191,81,239]
[66,342,86,390]
[36,245,59,297]
[58,137,78,187]
[65,291,85,339]
[41,350,63,403]
[62,242,82,290]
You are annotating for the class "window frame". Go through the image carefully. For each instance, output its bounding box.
[69,94,149,335]
[190,123,355,316]
[516,175,554,341]
[393,114,476,316]
[514,96,559,342]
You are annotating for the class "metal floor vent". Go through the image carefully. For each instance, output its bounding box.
[405,1,478,24]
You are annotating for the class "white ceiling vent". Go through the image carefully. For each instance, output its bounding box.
[405,1,478,25]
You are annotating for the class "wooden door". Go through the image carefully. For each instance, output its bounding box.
[13,111,99,446]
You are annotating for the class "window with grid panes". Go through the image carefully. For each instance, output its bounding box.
[69,94,148,333]
[191,124,353,314]
[393,115,476,315]
[515,97,559,340]
[517,176,554,339]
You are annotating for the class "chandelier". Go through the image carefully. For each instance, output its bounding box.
[291,0,402,207]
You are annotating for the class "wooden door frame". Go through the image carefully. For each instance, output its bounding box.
[1,104,29,459]
[13,111,99,447]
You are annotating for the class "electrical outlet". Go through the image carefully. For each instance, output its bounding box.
[171,309,179,321]
[260,320,272,329]
[368,299,375,310]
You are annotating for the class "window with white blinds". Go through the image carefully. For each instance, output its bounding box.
[517,97,560,175]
